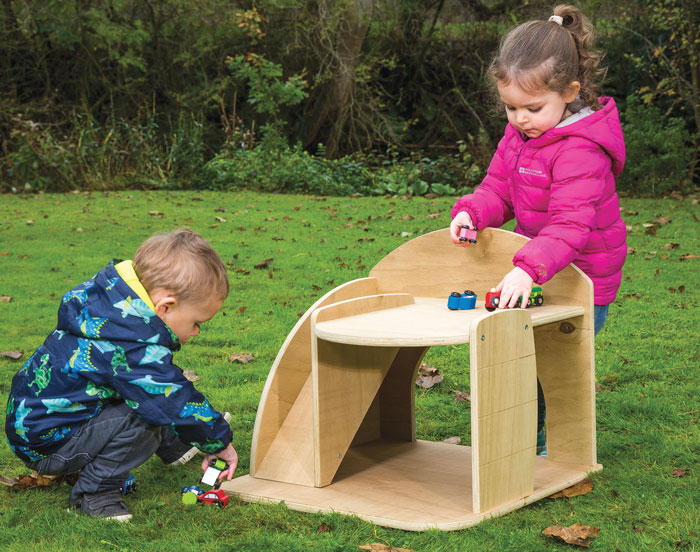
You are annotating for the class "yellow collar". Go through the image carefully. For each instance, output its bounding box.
[114,260,156,312]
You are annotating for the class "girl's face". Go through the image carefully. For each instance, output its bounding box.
[497,81,579,139]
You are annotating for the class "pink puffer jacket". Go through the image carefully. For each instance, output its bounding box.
[451,97,627,305]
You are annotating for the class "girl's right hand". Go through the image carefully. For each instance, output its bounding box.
[449,211,475,246]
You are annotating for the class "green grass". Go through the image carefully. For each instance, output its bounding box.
[0,191,698,551]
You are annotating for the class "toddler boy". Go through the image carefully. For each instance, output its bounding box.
[5,228,237,521]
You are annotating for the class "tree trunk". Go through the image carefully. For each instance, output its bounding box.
[303,0,373,158]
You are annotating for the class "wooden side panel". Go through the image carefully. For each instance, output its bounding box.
[470,309,537,513]
[250,278,378,477]
[312,341,398,487]
[253,375,315,485]
[533,316,597,466]
[369,228,592,313]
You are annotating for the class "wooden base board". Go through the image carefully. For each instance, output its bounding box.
[222,439,601,531]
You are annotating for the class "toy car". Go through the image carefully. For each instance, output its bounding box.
[197,488,230,508]
[201,459,228,487]
[182,485,204,505]
[458,225,478,244]
[485,286,544,312]
[121,473,136,495]
[447,290,477,310]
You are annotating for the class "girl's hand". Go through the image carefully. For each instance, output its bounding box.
[449,212,475,246]
[496,267,534,309]
[202,443,239,482]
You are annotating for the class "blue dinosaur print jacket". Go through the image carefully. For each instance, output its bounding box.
[5,261,233,463]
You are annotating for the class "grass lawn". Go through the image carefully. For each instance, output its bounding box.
[0,190,698,551]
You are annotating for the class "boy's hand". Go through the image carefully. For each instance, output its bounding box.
[202,444,238,482]
[449,212,475,246]
[496,267,534,309]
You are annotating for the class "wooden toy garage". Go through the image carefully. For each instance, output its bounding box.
[222,228,601,531]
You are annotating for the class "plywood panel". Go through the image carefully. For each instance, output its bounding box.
[312,341,398,487]
[253,374,315,485]
[250,277,378,475]
[223,439,601,531]
[470,309,536,513]
[534,316,596,466]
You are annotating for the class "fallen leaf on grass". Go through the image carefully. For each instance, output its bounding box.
[679,254,699,261]
[148,211,164,217]
[228,353,254,364]
[214,216,227,223]
[1,351,23,360]
[663,243,680,250]
[415,363,443,389]
[254,258,274,269]
[359,544,413,552]
[453,391,471,403]
[672,469,688,478]
[542,523,600,547]
[1,296,12,302]
[183,370,200,382]
[549,477,594,499]
[1,471,79,489]
[317,522,330,533]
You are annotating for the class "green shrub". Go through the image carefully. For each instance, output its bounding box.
[618,95,694,196]
[194,142,482,197]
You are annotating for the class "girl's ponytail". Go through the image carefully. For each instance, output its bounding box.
[552,4,605,109]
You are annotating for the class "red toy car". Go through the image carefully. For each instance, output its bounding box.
[485,286,544,312]
[197,488,230,508]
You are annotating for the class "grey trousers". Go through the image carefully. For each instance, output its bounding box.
[28,402,182,504]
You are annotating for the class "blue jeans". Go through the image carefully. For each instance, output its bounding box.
[537,304,609,432]
[27,402,183,505]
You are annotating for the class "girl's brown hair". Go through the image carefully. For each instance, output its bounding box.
[133,228,229,304]
[489,5,605,110]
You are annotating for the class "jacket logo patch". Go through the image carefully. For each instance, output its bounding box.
[518,167,547,178]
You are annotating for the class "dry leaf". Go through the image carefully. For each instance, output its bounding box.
[443,436,461,445]
[0,471,78,490]
[148,211,164,217]
[1,351,23,360]
[1,296,12,302]
[663,243,680,250]
[542,523,600,547]
[359,544,413,552]
[214,216,227,223]
[183,370,200,382]
[453,391,471,403]
[228,352,254,364]
[415,363,443,389]
[679,254,699,261]
[317,522,331,533]
[672,469,688,478]
[549,477,594,499]
[254,258,274,269]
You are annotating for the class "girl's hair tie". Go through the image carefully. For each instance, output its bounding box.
[548,15,564,25]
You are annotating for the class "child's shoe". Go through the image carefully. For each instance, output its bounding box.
[167,411,232,466]
[78,490,132,522]
[536,428,547,456]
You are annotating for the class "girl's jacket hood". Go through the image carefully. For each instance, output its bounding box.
[5,261,232,463]
[452,97,627,305]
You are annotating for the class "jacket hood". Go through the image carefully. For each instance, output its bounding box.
[508,97,626,178]
[57,261,180,352]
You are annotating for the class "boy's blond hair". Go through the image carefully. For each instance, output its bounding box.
[133,228,229,303]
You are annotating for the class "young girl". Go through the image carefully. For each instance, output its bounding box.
[449,5,626,453]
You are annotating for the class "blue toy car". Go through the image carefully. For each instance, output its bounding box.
[121,473,136,495]
[447,290,477,310]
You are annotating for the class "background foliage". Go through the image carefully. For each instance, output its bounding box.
[0,0,697,196]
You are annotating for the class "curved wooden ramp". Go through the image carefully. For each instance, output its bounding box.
[223,228,600,530]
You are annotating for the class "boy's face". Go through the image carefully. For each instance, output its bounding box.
[156,296,223,344]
